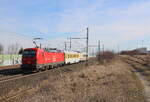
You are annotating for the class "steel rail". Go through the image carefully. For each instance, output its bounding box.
[0,88,34,101]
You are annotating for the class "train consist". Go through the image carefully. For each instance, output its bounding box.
[21,47,86,71]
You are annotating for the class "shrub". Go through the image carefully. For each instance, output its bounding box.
[120,50,140,55]
[96,51,115,63]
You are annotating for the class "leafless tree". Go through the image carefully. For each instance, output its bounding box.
[7,43,20,54]
[14,43,20,54]
[0,43,4,54]
[19,47,24,54]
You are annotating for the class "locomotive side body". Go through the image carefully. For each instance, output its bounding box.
[43,51,65,67]
[21,48,65,70]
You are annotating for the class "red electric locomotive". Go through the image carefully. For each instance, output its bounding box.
[21,48,65,71]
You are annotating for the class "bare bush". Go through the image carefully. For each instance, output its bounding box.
[97,50,115,63]
[120,50,138,56]
[7,43,20,54]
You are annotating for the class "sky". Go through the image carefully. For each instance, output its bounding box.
[0,0,150,52]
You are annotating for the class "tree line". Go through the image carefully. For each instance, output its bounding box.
[0,43,23,55]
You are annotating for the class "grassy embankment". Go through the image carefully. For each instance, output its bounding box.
[9,57,147,102]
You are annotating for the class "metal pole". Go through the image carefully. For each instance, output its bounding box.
[70,37,71,50]
[117,45,120,55]
[40,43,42,48]
[137,41,138,49]
[86,27,89,66]
[92,48,94,57]
[102,44,104,55]
[64,42,67,50]
[98,40,100,61]
[2,53,4,63]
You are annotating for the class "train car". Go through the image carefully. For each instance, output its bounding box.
[79,52,87,62]
[64,51,80,64]
[21,48,65,71]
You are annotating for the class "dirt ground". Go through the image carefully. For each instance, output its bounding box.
[122,55,150,102]
[7,58,147,102]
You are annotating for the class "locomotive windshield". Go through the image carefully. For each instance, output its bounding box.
[23,50,36,57]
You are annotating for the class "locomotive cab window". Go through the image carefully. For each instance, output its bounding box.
[23,50,36,57]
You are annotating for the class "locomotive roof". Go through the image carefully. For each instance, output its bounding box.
[24,48,63,53]
[24,48,39,50]
[24,48,85,54]
[43,47,63,52]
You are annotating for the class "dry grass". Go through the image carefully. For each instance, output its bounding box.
[12,59,147,102]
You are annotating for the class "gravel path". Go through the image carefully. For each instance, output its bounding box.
[134,71,150,102]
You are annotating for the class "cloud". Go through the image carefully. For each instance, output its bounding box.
[0,31,33,49]
[52,0,150,50]
[0,0,150,51]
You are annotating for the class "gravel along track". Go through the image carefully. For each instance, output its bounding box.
[0,68,64,101]
[122,56,150,102]
[0,88,34,102]
[0,67,26,83]
[0,70,49,83]
[0,69,53,101]
[0,74,23,82]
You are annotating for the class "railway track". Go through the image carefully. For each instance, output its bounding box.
[132,55,147,62]
[0,70,45,83]
[0,69,36,83]
[121,55,150,75]
[0,67,64,101]
[121,55,147,65]
[0,66,57,83]
[0,88,34,102]
[0,70,50,101]
[0,74,23,82]
[0,61,88,101]
[0,62,82,83]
